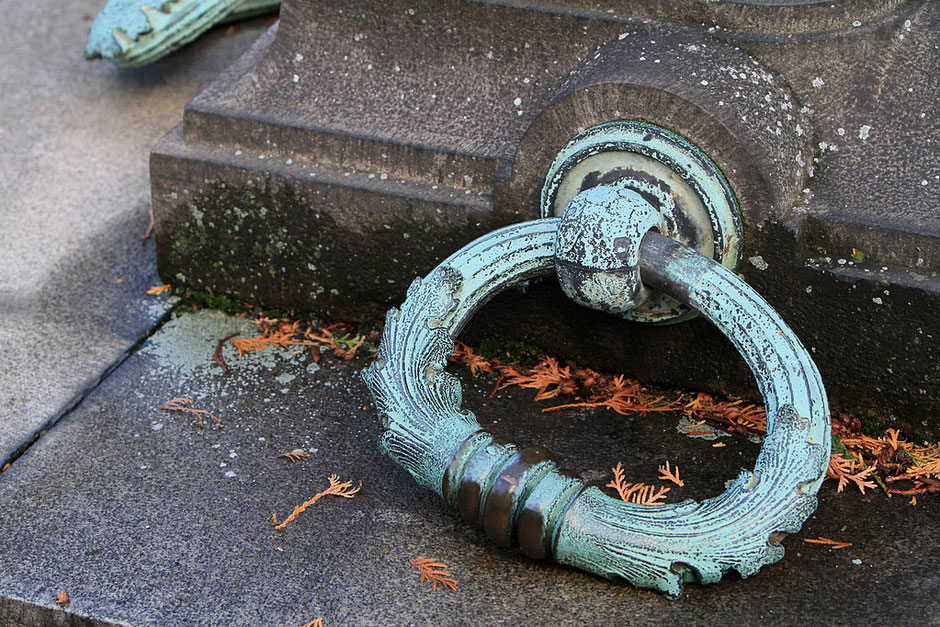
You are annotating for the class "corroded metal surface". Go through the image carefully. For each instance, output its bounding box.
[362,184,829,596]
[85,0,279,67]
[542,121,742,323]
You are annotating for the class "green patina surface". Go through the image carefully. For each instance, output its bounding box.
[85,0,280,67]
[362,183,830,597]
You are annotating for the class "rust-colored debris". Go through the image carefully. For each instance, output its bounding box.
[145,284,171,295]
[448,343,938,498]
[803,537,853,549]
[159,397,222,428]
[139,205,154,241]
[277,450,311,464]
[301,619,323,627]
[658,461,684,487]
[409,558,458,591]
[213,333,239,374]
[272,474,361,530]
[54,588,69,606]
[605,461,670,505]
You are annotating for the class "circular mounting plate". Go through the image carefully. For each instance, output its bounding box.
[541,121,742,323]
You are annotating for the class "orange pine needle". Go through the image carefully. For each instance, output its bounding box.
[803,537,853,549]
[827,453,876,494]
[53,588,69,606]
[409,557,458,591]
[605,461,633,501]
[146,284,171,295]
[273,474,361,530]
[301,619,323,627]
[658,461,685,487]
[277,450,311,464]
[605,462,670,505]
[159,397,222,428]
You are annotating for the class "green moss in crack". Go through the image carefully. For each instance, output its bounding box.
[477,337,542,365]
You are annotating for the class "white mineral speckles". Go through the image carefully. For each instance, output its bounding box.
[748,256,769,271]
[294,53,303,62]
[853,559,863,565]
[837,259,847,265]
[806,286,813,294]
[224,471,236,478]
[852,20,862,27]
[513,97,522,106]
[837,127,845,136]
[700,80,708,86]
[151,422,163,431]
[618,32,629,40]
[292,74,299,83]
[858,125,871,140]
[812,77,825,88]
[872,297,883,305]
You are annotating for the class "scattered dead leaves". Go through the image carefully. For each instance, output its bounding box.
[827,453,876,494]
[409,558,458,591]
[145,284,171,296]
[226,317,367,363]
[272,474,361,530]
[277,450,311,464]
[53,588,69,606]
[449,343,938,499]
[159,397,221,428]
[803,537,853,549]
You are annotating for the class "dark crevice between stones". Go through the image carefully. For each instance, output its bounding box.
[0,307,176,473]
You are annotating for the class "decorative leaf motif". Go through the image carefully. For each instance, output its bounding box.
[361,267,482,493]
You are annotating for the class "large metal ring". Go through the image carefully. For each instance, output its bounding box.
[362,205,829,597]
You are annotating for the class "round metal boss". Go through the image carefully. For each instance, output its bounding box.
[540,121,742,323]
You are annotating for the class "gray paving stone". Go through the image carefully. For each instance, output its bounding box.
[0,311,936,625]
[0,0,273,465]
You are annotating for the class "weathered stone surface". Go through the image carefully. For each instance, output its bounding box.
[0,311,936,625]
[0,1,274,467]
[150,0,938,435]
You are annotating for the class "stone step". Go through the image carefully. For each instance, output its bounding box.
[150,0,939,435]
[0,311,936,624]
